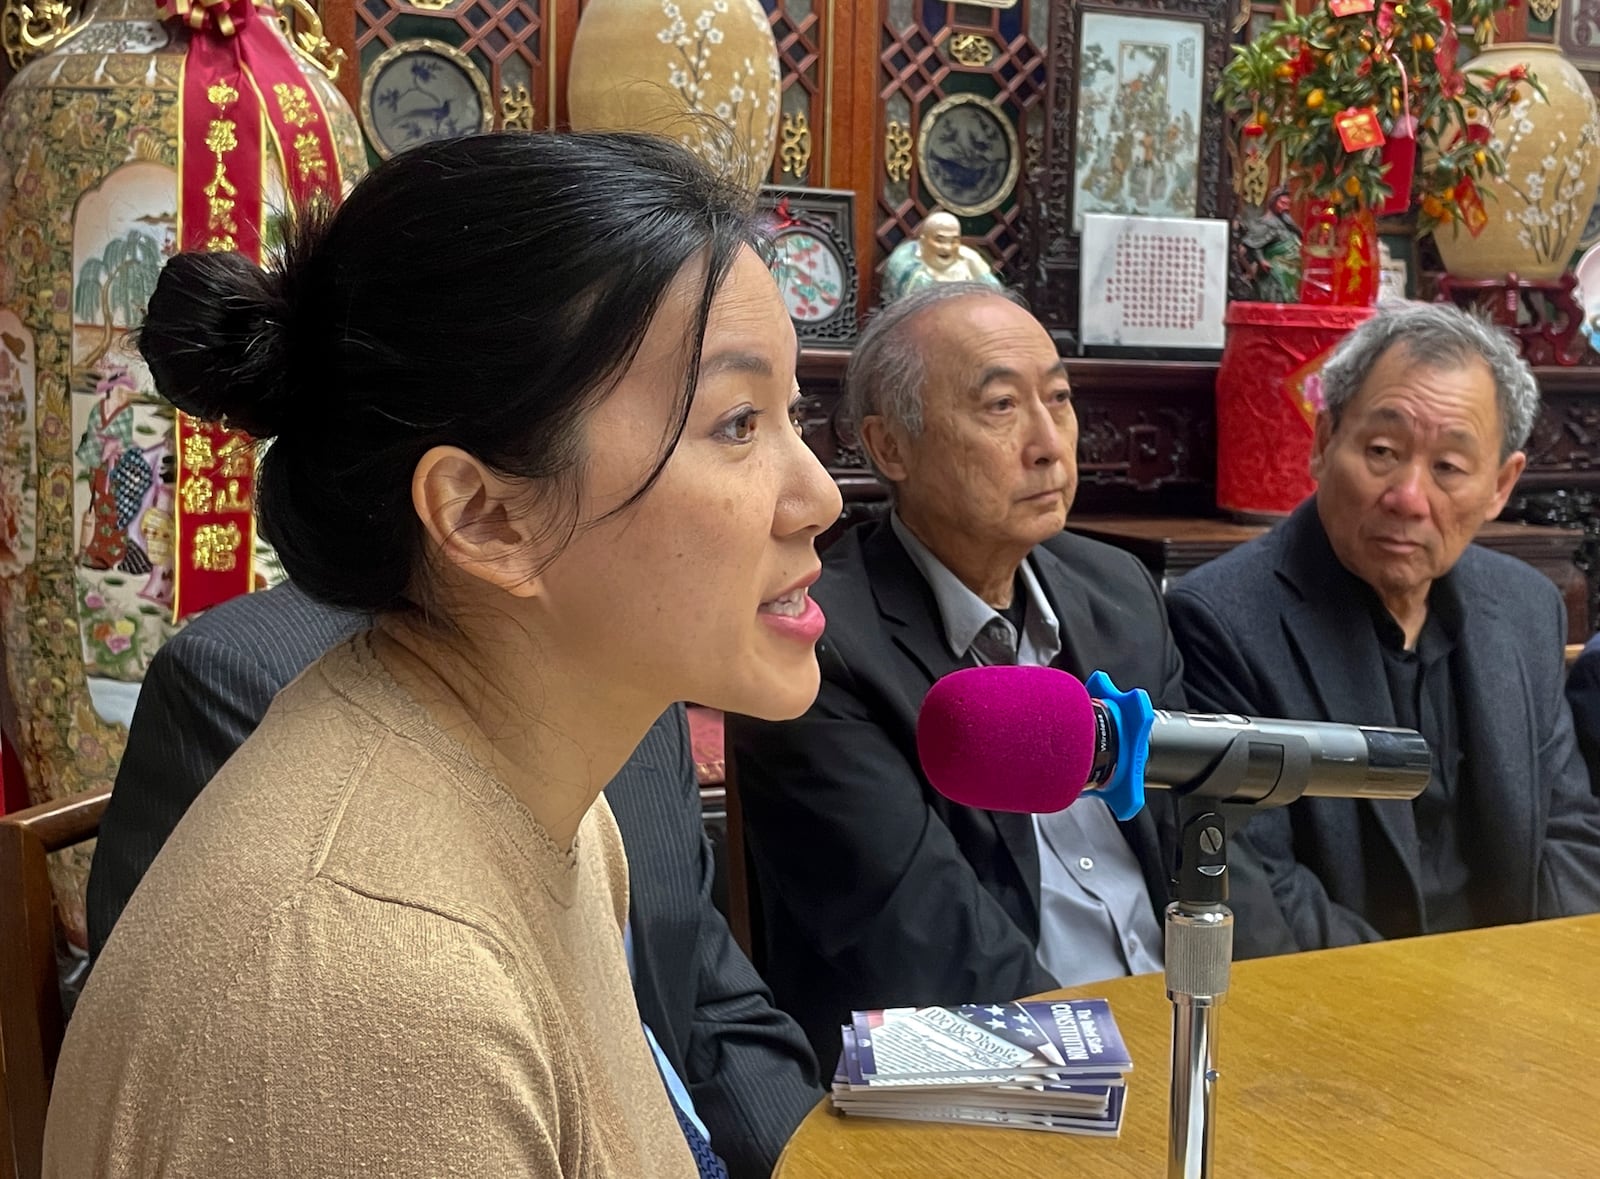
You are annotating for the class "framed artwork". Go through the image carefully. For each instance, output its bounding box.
[359,39,493,160]
[917,93,1021,218]
[757,187,860,345]
[1072,13,1206,232]
[1020,0,1230,342]
[1078,214,1227,350]
[1378,239,1411,303]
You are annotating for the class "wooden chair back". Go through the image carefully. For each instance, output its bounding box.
[686,705,760,961]
[721,750,756,962]
[0,789,110,1179]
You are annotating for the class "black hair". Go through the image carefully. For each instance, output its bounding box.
[138,131,756,615]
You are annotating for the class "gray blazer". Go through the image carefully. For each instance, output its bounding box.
[1167,501,1600,950]
[87,581,820,1179]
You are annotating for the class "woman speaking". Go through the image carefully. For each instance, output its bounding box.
[45,131,841,1177]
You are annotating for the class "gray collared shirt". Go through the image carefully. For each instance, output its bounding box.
[892,513,1165,987]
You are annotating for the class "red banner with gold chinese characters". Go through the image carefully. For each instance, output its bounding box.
[172,0,342,252]
[173,415,258,615]
[1298,206,1379,308]
[166,0,343,620]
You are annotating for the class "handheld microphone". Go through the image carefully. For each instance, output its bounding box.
[916,665,1431,820]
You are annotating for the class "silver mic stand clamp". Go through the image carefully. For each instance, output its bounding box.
[1164,800,1232,1179]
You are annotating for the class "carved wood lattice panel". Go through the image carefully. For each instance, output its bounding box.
[873,0,1049,308]
[761,0,828,185]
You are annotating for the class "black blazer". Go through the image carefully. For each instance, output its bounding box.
[1563,634,1600,791]
[727,520,1191,1067]
[1167,500,1600,950]
[87,582,820,1179]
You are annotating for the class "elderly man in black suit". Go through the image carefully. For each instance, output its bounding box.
[728,283,1293,1067]
[1168,301,1600,952]
[87,582,820,1179]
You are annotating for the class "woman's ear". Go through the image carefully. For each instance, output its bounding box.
[411,446,552,598]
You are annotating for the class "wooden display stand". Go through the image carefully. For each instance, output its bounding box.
[1434,273,1590,368]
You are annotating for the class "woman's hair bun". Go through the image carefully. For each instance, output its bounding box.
[138,247,300,439]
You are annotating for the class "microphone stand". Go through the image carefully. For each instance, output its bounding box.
[1164,798,1232,1179]
[1077,675,1424,1177]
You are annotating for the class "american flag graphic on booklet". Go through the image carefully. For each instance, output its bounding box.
[830,999,1134,1137]
[849,999,1131,1083]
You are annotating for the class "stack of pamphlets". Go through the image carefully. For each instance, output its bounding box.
[830,998,1132,1136]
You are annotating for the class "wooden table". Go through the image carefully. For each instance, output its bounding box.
[774,916,1600,1179]
[1066,515,1591,645]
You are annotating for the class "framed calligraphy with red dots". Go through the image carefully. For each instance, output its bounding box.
[1078,212,1228,351]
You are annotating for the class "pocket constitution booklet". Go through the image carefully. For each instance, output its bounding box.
[830,999,1132,1136]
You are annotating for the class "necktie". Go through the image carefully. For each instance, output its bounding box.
[627,921,729,1178]
[661,1077,731,1179]
[972,616,1019,667]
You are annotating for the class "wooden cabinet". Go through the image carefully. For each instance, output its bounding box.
[796,350,1600,637]
[797,349,1219,522]
[1065,515,1592,646]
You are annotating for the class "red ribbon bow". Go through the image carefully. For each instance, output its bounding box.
[162,0,341,259]
[163,0,254,35]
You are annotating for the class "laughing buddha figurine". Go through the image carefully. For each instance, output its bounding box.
[881,210,1002,303]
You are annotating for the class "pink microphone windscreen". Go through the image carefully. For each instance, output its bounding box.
[917,665,1097,814]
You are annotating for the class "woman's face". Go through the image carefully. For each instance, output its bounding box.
[536,245,842,722]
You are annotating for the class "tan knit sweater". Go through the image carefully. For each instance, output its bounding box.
[44,636,697,1178]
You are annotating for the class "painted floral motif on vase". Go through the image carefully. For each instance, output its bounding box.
[1435,43,1600,281]
[566,0,781,192]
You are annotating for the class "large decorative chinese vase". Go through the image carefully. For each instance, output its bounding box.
[566,0,781,192]
[0,0,364,941]
[1215,301,1375,520]
[1434,43,1600,281]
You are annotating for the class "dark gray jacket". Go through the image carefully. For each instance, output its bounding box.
[1168,501,1600,950]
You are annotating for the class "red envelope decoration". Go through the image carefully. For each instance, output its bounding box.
[1335,106,1387,152]
[1455,176,1489,237]
[1339,212,1379,305]
[1377,114,1418,216]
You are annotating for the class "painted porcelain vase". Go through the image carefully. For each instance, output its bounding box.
[566,0,781,192]
[0,0,364,941]
[1435,43,1600,281]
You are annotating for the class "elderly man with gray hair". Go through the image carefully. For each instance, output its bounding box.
[1169,300,1600,952]
[728,282,1296,1068]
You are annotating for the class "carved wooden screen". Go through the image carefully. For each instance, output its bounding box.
[871,0,1050,308]
[354,0,553,149]
[761,0,833,185]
